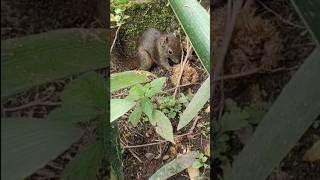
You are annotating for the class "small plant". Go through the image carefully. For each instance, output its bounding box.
[110,8,130,28]
[192,153,209,169]
[119,77,175,142]
[126,77,166,126]
[199,121,210,138]
[213,101,268,161]
[158,94,192,119]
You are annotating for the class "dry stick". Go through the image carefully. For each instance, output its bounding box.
[173,39,192,97]
[165,82,200,92]
[213,65,299,82]
[212,0,243,97]
[214,0,244,129]
[188,116,201,134]
[173,43,193,97]
[122,132,201,149]
[110,25,121,53]
[257,0,305,29]
[4,101,61,112]
[120,139,143,163]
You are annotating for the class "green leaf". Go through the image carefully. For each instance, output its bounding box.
[192,160,203,169]
[141,97,153,120]
[227,48,320,180]
[148,151,200,180]
[1,118,82,180]
[1,28,107,99]
[110,99,135,122]
[178,77,210,130]
[126,84,145,101]
[145,77,166,97]
[110,71,152,93]
[152,110,174,143]
[220,107,250,132]
[169,0,210,72]
[129,106,142,126]
[49,72,106,123]
[61,142,103,180]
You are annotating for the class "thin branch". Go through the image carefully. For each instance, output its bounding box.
[110,25,121,53]
[212,0,244,96]
[213,65,299,82]
[173,41,193,97]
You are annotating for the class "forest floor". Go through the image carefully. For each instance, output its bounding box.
[212,0,319,179]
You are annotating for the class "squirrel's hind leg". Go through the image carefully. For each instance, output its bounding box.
[138,48,153,71]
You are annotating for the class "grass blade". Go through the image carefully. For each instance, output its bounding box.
[148,151,200,180]
[226,48,320,180]
[178,77,210,130]
[169,0,210,72]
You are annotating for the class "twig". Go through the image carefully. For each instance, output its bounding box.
[122,133,201,149]
[110,25,121,53]
[212,0,243,97]
[257,0,305,29]
[122,141,167,149]
[213,65,299,82]
[189,116,200,134]
[165,83,199,92]
[4,101,61,112]
[120,139,143,163]
[173,41,193,97]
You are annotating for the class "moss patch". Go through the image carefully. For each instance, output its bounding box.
[116,0,179,56]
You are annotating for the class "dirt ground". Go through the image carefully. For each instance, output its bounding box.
[212,0,319,179]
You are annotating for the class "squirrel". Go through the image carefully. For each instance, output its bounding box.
[111,28,182,71]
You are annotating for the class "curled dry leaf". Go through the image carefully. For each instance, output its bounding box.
[170,63,199,87]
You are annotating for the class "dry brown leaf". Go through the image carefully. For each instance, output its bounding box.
[204,143,210,157]
[205,105,210,113]
[187,166,200,180]
[303,140,320,162]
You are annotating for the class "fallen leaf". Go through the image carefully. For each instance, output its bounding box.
[187,166,200,180]
[303,140,320,162]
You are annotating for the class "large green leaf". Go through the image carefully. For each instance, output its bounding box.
[1,118,82,180]
[61,142,103,180]
[148,151,200,180]
[291,0,320,45]
[152,110,174,143]
[1,28,107,99]
[110,99,135,122]
[49,72,106,123]
[110,71,152,93]
[226,49,320,180]
[178,77,210,130]
[169,0,210,72]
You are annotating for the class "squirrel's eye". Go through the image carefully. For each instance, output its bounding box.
[168,49,173,54]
